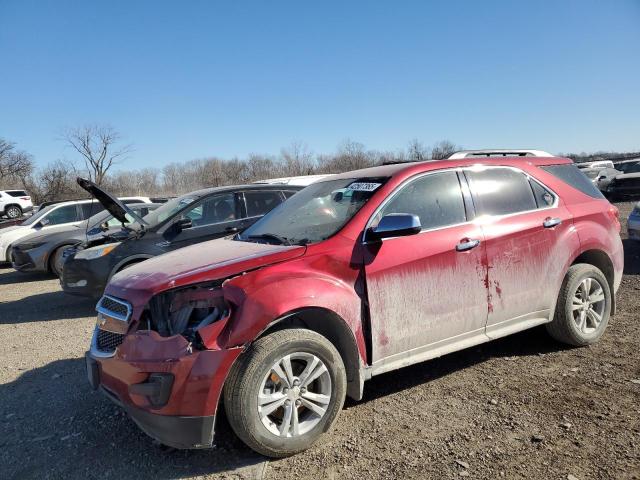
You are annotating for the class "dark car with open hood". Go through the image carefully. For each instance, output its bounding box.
[10,202,159,276]
[61,178,302,297]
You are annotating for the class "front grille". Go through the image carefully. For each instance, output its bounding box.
[97,295,131,321]
[96,329,126,353]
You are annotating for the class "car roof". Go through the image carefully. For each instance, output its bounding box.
[183,183,304,198]
[325,156,573,182]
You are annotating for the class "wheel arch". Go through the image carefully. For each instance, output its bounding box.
[3,203,22,217]
[570,248,616,314]
[255,307,365,401]
[46,242,80,273]
[109,254,153,279]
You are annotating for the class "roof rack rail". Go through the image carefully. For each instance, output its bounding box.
[447,149,553,159]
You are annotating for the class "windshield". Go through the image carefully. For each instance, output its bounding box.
[238,177,387,245]
[129,193,200,229]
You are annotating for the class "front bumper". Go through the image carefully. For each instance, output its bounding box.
[10,244,49,272]
[87,354,216,449]
[61,252,110,298]
[85,329,242,449]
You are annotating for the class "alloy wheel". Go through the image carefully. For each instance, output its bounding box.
[257,352,332,437]
[571,277,606,334]
[6,206,20,218]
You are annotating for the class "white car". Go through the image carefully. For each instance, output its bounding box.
[0,190,33,219]
[0,196,152,262]
[253,174,334,187]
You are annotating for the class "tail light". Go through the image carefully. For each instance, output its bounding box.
[20,196,30,200]
[607,204,621,233]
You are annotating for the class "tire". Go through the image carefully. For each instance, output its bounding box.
[223,328,346,458]
[50,247,67,278]
[5,205,22,219]
[546,263,612,346]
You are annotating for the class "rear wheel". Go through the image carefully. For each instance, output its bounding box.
[546,263,611,346]
[223,329,346,457]
[5,205,22,219]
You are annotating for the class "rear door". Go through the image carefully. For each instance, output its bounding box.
[363,170,488,368]
[464,166,579,338]
[162,192,245,249]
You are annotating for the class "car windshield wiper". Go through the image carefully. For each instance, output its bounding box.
[246,233,292,245]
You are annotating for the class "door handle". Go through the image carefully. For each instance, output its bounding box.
[225,226,240,233]
[456,238,480,252]
[543,217,562,228]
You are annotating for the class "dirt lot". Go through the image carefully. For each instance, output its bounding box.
[1,202,639,480]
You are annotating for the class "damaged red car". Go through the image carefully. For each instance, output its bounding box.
[86,151,623,457]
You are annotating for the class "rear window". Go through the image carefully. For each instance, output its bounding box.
[6,191,27,197]
[541,164,605,199]
[244,191,284,217]
[466,168,537,216]
[80,202,106,219]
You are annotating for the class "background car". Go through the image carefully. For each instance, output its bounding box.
[0,196,154,264]
[604,159,640,199]
[628,202,640,241]
[0,189,32,219]
[10,203,159,276]
[62,182,303,297]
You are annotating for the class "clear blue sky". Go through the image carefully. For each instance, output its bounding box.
[1,0,639,170]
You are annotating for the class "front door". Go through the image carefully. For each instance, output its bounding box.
[163,192,246,250]
[363,170,488,371]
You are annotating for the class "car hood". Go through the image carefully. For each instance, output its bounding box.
[0,226,32,248]
[105,238,306,300]
[77,177,147,228]
[13,224,84,246]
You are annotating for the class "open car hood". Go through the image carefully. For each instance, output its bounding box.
[76,177,148,228]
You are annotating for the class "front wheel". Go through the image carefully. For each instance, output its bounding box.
[223,329,346,457]
[546,263,612,346]
[50,247,67,278]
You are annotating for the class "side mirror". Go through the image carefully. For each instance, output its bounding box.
[100,221,110,231]
[367,213,421,241]
[175,218,193,231]
[598,176,606,181]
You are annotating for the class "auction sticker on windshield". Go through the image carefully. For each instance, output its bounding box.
[347,182,382,192]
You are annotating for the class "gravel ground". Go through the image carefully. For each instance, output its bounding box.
[1,201,638,480]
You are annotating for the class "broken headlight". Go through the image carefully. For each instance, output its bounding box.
[147,283,230,343]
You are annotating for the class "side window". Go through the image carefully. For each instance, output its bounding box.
[43,205,79,226]
[244,191,284,217]
[529,179,555,208]
[541,164,604,199]
[375,171,466,230]
[80,202,106,219]
[181,193,237,227]
[466,168,537,216]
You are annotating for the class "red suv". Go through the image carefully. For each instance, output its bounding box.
[86,153,623,457]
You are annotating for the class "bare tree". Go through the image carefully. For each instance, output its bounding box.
[407,138,428,162]
[430,140,459,160]
[281,141,315,176]
[63,125,132,185]
[0,138,34,185]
